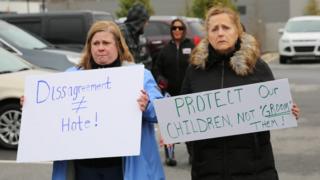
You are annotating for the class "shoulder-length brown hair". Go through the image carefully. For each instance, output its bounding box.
[79,21,134,70]
[170,18,187,40]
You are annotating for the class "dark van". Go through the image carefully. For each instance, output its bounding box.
[0,11,114,52]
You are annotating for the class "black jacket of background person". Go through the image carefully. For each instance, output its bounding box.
[119,3,151,69]
[156,38,194,96]
[181,34,279,180]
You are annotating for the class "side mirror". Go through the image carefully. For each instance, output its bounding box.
[278,28,284,35]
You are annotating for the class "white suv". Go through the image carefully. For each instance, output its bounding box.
[278,16,320,64]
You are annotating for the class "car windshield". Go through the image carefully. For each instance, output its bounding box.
[144,21,170,36]
[285,20,320,32]
[0,21,48,49]
[188,21,205,37]
[93,14,114,22]
[0,47,31,73]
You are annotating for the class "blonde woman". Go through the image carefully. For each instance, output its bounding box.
[181,6,300,180]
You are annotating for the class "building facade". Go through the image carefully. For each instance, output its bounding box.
[0,0,43,13]
[46,0,192,16]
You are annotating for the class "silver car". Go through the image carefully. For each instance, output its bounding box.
[0,20,80,71]
[0,47,54,149]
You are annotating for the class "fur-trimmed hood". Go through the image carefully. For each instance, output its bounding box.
[190,33,260,76]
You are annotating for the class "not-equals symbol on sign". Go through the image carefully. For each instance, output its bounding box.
[72,96,88,113]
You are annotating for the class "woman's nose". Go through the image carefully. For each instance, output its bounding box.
[217,28,224,35]
[98,44,105,50]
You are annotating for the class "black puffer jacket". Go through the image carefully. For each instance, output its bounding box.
[181,33,278,180]
[156,38,194,96]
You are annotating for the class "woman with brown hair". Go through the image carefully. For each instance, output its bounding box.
[50,21,165,180]
[156,18,195,166]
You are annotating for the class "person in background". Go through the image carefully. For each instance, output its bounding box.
[155,18,195,166]
[180,6,300,180]
[119,2,152,70]
[23,21,166,180]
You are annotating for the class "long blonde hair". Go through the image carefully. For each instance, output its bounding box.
[79,21,134,69]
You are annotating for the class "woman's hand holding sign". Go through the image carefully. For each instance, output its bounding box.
[138,90,149,111]
[292,103,300,120]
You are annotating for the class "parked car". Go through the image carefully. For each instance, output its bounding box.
[145,16,204,60]
[117,16,204,64]
[0,47,54,149]
[0,20,80,71]
[0,10,115,52]
[278,16,320,64]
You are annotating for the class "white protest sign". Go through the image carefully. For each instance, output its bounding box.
[154,79,297,144]
[17,65,144,162]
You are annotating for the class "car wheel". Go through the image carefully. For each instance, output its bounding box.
[0,103,21,149]
[279,56,287,64]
